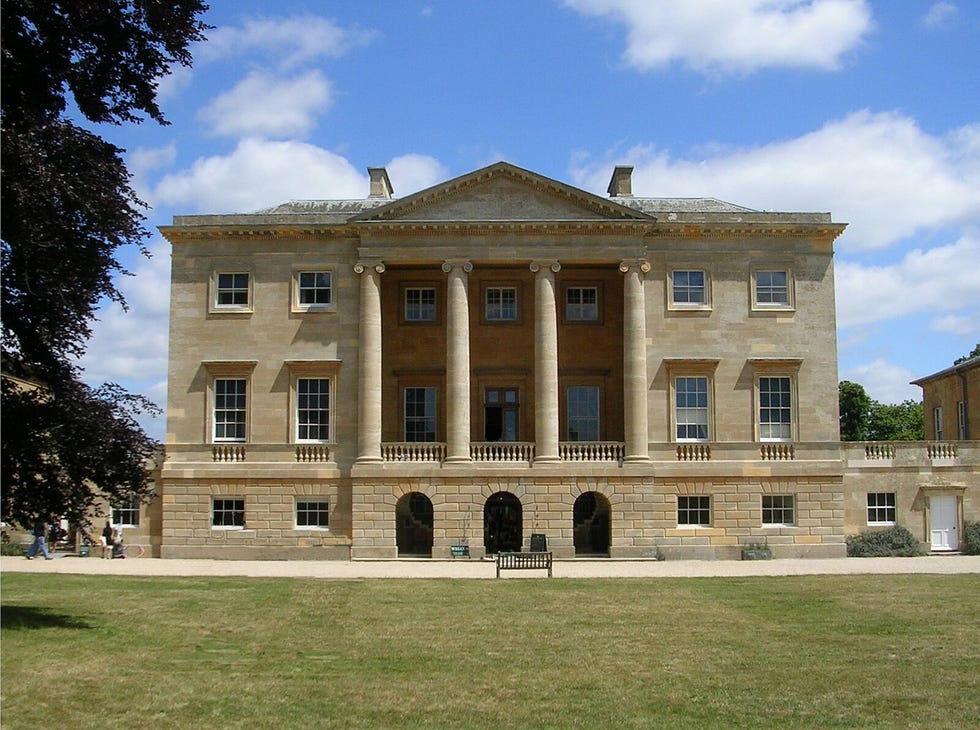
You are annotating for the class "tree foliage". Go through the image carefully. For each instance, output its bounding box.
[839,381,872,441]
[953,343,980,365]
[1,0,209,530]
[839,381,924,442]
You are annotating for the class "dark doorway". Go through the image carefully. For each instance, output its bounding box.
[484,387,519,442]
[573,492,611,556]
[396,492,434,557]
[484,492,522,554]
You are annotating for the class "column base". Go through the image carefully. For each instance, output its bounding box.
[622,455,652,464]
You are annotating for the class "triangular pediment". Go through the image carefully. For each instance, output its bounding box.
[351,162,652,223]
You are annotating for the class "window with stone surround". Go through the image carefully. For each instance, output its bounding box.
[404,387,437,442]
[565,286,599,322]
[675,376,709,441]
[678,496,711,526]
[296,500,329,529]
[762,495,795,526]
[111,497,140,527]
[867,492,896,525]
[213,272,251,311]
[485,285,518,321]
[752,268,794,311]
[670,270,707,306]
[405,286,437,322]
[566,386,600,441]
[294,271,333,311]
[758,376,793,441]
[212,498,245,529]
[296,378,330,442]
[213,378,247,442]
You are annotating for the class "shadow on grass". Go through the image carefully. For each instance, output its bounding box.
[1,605,96,631]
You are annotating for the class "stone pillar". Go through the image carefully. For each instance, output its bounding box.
[531,261,561,463]
[443,260,473,463]
[620,260,651,463]
[355,261,385,463]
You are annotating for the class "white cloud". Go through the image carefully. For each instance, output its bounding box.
[922,2,957,28]
[385,154,448,196]
[128,144,177,203]
[153,138,369,213]
[200,16,376,69]
[564,0,872,74]
[572,111,980,251]
[930,313,979,337]
[77,238,171,391]
[199,71,331,139]
[841,359,920,404]
[835,233,980,329]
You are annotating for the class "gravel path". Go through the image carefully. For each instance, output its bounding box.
[4,554,979,579]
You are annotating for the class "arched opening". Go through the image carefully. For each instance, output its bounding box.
[573,491,611,556]
[484,492,522,554]
[396,492,434,557]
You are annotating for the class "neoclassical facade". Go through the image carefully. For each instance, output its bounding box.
[154,162,976,560]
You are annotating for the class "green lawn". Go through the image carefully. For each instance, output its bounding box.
[2,574,978,729]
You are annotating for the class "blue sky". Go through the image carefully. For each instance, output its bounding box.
[78,0,980,440]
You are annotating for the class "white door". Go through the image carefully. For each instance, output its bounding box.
[930,496,958,551]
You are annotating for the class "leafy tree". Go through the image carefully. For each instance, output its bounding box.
[839,380,872,441]
[839,381,924,442]
[1,0,209,532]
[953,343,980,365]
[866,400,924,442]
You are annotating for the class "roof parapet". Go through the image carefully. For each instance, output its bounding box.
[368,167,394,199]
[607,165,633,197]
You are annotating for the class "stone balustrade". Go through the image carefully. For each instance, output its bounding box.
[559,441,625,462]
[381,442,447,462]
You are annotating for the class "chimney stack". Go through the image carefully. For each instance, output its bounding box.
[607,165,633,197]
[368,167,394,199]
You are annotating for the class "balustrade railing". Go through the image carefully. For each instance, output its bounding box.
[863,442,896,459]
[381,442,446,462]
[559,441,625,462]
[676,443,711,461]
[295,445,331,462]
[926,441,957,459]
[760,443,795,460]
[212,445,246,462]
[471,442,535,463]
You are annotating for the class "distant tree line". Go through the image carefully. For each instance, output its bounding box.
[839,342,978,442]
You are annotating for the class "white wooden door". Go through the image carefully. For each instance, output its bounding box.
[930,496,958,551]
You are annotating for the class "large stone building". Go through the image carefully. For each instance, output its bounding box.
[150,161,977,560]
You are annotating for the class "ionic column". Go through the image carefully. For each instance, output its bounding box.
[532,261,561,463]
[620,260,651,462]
[443,260,472,463]
[355,261,385,463]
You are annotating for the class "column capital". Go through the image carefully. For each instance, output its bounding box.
[441,259,473,273]
[354,261,385,275]
[619,259,651,274]
[530,261,561,274]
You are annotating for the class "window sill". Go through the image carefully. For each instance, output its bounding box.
[292,305,337,314]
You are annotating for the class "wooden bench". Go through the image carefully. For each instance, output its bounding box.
[495,551,552,578]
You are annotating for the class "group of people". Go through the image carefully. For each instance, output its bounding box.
[24,518,124,559]
[101,520,125,559]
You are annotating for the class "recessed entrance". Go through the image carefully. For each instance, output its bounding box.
[396,492,434,557]
[574,491,611,556]
[930,495,959,551]
[484,492,522,554]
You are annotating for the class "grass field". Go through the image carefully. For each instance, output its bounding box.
[2,573,978,729]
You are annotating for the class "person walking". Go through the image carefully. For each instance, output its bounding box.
[25,518,53,560]
[101,520,114,559]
